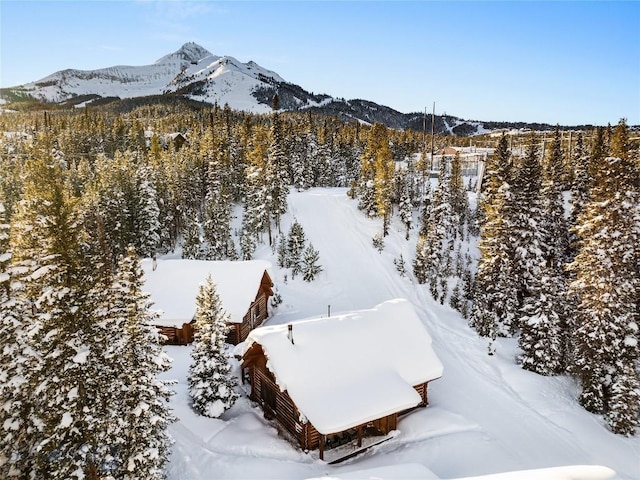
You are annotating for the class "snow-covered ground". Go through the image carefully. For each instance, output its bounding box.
[159,188,639,480]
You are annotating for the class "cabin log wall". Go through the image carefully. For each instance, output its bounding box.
[250,363,309,449]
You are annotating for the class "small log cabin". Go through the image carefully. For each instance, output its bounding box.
[141,258,273,345]
[240,299,443,461]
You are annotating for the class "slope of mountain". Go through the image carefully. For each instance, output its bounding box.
[1,42,479,133]
[2,42,594,135]
[5,42,287,115]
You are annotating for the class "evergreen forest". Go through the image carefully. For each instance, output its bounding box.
[0,99,638,479]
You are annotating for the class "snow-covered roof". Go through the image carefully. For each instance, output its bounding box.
[242,298,443,435]
[141,258,272,327]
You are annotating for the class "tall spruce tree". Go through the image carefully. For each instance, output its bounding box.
[568,119,639,434]
[357,123,391,219]
[449,151,469,237]
[568,132,590,259]
[471,134,518,338]
[397,170,413,240]
[510,134,545,330]
[203,156,233,260]
[413,157,453,301]
[114,247,175,479]
[135,163,161,259]
[243,125,270,244]
[287,220,306,278]
[266,94,289,235]
[188,275,238,418]
[9,135,114,478]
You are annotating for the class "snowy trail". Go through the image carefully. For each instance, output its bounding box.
[164,188,639,480]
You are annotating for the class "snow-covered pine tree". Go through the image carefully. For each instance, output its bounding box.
[518,269,566,375]
[315,126,334,187]
[113,246,175,479]
[239,225,256,260]
[301,243,323,282]
[449,151,469,237]
[568,119,640,434]
[568,132,590,259]
[266,94,289,234]
[287,220,306,278]
[471,134,519,337]
[0,198,34,478]
[414,156,454,301]
[413,235,429,284]
[510,134,545,329]
[542,127,570,268]
[90,152,134,266]
[372,127,395,236]
[277,233,288,268]
[188,274,238,418]
[518,128,572,374]
[148,149,181,254]
[182,209,203,259]
[357,123,391,219]
[203,156,233,260]
[394,253,407,277]
[290,132,308,191]
[518,127,572,373]
[397,170,413,240]
[9,136,116,478]
[134,163,161,258]
[449,281,462,312]
[243,125,270,244]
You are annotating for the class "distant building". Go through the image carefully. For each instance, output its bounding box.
[239,299,443,462]
[141,258,273,345]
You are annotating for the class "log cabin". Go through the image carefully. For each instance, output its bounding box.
[239,299,443,461]
[141,258,273,345]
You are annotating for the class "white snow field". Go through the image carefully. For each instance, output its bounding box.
[159,188,639,480]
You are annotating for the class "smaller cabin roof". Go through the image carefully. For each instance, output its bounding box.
[141,258,272,327]
[240,299,443,435]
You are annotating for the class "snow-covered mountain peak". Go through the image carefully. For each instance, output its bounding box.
[155,42,213,66]
[8,42,289,112]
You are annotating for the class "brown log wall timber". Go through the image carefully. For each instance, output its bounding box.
[253,367,307,446]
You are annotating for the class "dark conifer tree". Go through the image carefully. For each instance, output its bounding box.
[287,220,306,278]
[302,243,323,282]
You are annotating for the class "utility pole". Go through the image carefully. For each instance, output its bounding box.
[422,106,427,196]
[422,106,427,149]
[430,102,435,173]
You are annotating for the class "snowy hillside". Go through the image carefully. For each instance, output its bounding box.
[158,188,639,480]
[9,42,284,113]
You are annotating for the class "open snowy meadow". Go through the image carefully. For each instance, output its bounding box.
[158,188,639,480]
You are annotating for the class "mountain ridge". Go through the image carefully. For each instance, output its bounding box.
[1,42,598,135]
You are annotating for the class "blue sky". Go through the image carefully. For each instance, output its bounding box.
[1,1,638,125]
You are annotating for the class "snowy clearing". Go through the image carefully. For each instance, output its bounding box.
[159,188,639,480]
